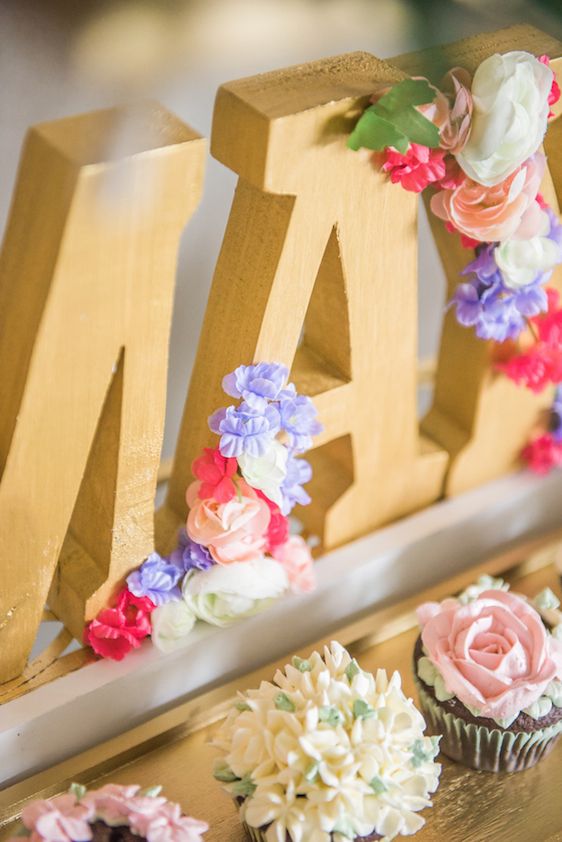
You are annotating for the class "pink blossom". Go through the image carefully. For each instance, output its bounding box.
[20,794,93,842]
[420,589,562,720]
[431,153,545,243]
[431,67,473,154]
[380,144,447,193]
[272,535,316,593]
[192,448,238,503]
[131,801,208,842]
[82,785,166,828]
[522,433,562,474]
[85,589,152,661]
[256,491,290,551]
[538,55,561,117]
[186,479,270,565]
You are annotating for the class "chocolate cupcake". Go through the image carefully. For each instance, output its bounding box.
[414,575,562,772]
[8,783,208,842]
[213,641,441,841]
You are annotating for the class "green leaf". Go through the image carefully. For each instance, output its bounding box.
[378,103,440,148]
[292,656,312,672]
[347,108,408,153]
[275,692,296,712]
[332,818,355,839]
[213,763,239,783]
[235,701,251,712]
[369,776,387,795]
[69,783,87,801]
[304,761,319,782]
[319,705,343,726]
[232,775,257,798]
[345,659,361,682]
[353,699,375,719]
[376,78,436,111]
[140,785,163,798]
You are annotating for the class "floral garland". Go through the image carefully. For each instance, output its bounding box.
[85,363,322,660]
[349,50,562,473]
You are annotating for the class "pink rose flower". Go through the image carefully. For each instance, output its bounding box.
[85,589,152,661]
[81,784,166,828]
[431,153,545,243]
[186,479,270,565]
[419,589,562,721]
[272,535,316,594]
[20,794,93,842]
[380,144,447,193]
[192,448,238,503]
[132,802,208,842]
[434,68,473,154]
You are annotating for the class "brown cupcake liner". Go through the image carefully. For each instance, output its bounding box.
[238,808,382,841]
[416,679,562,772]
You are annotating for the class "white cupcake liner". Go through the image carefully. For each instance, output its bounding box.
[416,679,562,773]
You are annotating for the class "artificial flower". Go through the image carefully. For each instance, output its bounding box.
[380,144,446,193]
[209,402,280,458]
[539,54,561,116]
[497,347,557,393]
[431,153,545,243]
[259,496,290,552]
[186,479,270,565]
[280,454,313,515]
[456,51,553,186]
[192,448,238,503]
[278,389,322,452]
[451,282,527,342]
[435,67,473,153]
[552,388,562,440]
[237,439,288,507]
[495,209,562,289]
[85,589,152,661]
[169,528,215,572]
[151,600,196,653]
[183,557,288,627]
[222,362,289,408]
[418,588,562,721]
[271,535,316,593]
[126,553,182,606]
[21,794,94,842]
[522,433,562,474]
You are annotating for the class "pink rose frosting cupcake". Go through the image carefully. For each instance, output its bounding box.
[414,576,562,772]
[9,784,208,842]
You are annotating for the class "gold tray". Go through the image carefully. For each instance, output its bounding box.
[2,537,562,842]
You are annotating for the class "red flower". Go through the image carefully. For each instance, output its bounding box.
[85,588,152,661]
[497,348,556,393]
[192,448,238,503]
[522,433,562,474]
[255,490,290,552]
[437,156,465,190]
[380,144,446,193]
[538,55,561,117]
[444,221,480,249]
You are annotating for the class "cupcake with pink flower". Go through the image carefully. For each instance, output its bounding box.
[414,576,562,772]
[8,783,208,842]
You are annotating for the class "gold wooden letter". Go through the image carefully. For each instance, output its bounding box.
[0,104,205,681]
[157,54,449,555]
[392,26,562,494]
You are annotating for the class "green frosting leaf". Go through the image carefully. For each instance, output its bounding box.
[213,763,239,783]
[410,737,439,768]
[319,705,343,726]
[232,775,257,798]
[235,701,251,712]
[304,761,319,782]
[292,656,312,672]
[275,692,296,712]
[140,785,163,798]
[69,783,87,801]
[534,587,560,611]
[345,659,360,681]
[369,776,387,795]
[353,699,376,719]
[332,818,355,839]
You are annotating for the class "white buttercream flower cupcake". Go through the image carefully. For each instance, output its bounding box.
[213,641,441,842]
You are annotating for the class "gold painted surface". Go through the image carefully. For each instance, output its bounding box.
[2,559,562,841]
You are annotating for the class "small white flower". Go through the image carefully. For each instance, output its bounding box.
[495,218,561,289]
[238,440,288,507]
[151,600,196,653]
[457,51,552,186]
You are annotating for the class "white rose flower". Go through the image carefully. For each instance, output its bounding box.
[151,600,196,653]
[183,558,288,627]
[457,51,552,186]
[237,440,288,507]
[496,211,561,288]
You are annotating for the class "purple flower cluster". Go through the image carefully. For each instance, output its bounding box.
[211,362,323,462]
[169,529,215,572]
[280,455,313,515]
[126,552,183,605]
[550,387,562,442]
[452,244,548,342]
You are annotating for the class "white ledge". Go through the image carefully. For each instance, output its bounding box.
[2,469,562,786]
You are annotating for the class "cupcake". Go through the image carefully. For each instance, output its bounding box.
[8,783,208,842]
[414,575,562,772]
[213,641,441,841]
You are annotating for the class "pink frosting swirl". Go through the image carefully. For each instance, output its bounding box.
[418,589,562,721]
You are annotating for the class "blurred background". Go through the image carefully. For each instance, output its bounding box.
[1,0,562,461]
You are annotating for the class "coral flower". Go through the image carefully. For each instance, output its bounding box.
[380,144,446,193]
[86,588,152,661]
[192,447,238,503]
